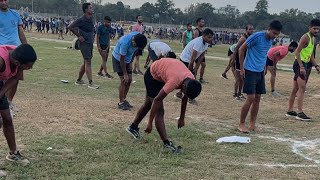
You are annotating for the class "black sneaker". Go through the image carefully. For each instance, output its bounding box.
[126,126,141,139]
[174,92,183,99]
[118,102,130,111]
[296,112,311,121]
[164,140,182,154]
[286,111,298,117]
[221,73,228,80]
[124,100,133,108]
[105,73,114,79]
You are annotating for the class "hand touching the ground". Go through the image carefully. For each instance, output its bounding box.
[178,118,185,129]
[145,121,153,133]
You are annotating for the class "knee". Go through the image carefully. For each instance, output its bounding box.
[85,60,91,66]
[201,63,206,68]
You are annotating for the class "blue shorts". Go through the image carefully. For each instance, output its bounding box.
[243,70,266,95]
[266,57,274,66]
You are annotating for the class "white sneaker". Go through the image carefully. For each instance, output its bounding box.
[271,91,281,97]
[88,82,99,89]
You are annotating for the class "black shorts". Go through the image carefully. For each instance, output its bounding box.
[307,61,313,69]
[100,45,110,53]
[0,81,9,110]
[180,60,189,68]
[112,56,132,76]
[195,56,205,63]
[144,68,165,98]
[243,70,266,95]
[228,49,233,57]
[59,30,63,33]
[79,42,93,60]
[135,49,143,56]
[266,57,274,66]
[148,45,159,61]
[235,58,240,70]
[293,60,308,81]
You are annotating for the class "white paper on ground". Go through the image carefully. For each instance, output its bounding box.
[216,136,251,144]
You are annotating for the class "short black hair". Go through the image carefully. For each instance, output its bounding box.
[310,19,320,27]
[196,18,203,24]
[11,44,37,64]
[245,24,253,30]
[186,79,202,100]
[134,34,147,49]
[136,15,141,19]
[289,41,298,48]
[82,3,91,13]
[203,28,214,36]
[269,20,283,31]
[104,16,111,21]
[167,52,176,59]
[187,23,192,26]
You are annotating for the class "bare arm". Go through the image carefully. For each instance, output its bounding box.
[148,90,167,128]
[239,43,248,75]
[194,30,199,38]
[18,25,27,44]
[68,21,81,37]
[232,37,246,62]
[188,49,199,72]
[0,77,19,98]
[96,33,101,50]
[182,32,187,47]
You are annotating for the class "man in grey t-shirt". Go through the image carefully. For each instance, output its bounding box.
[69,2,99,89]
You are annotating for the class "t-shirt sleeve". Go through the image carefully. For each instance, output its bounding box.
[162,80,180,94]
[119,43,128,56]
[280,47,288,56]
[72,18,82,28]
[245,33,259,48]
[193,41,202,52]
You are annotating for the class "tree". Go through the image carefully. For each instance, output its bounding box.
[139,2,157,23]
[155,0,175,24]
[255,0,268,14]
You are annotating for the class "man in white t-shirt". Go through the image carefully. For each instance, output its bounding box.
[144,40,176,68]
[176,28,214,103]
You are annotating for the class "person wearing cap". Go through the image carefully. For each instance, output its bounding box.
[144,40,176,68]
[126,58,202,154]
[0,44,37,165]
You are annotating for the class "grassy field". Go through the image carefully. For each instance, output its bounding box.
[1,32,320,179]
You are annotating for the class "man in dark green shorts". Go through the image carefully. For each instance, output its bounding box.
[96,16,114,79]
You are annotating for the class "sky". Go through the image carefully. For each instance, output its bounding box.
[103,0,320,14]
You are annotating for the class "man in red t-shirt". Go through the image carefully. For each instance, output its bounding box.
[126,58,202,154]
[265,41,298,97]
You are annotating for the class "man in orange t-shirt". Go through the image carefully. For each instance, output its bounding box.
[126,58,202,154]
[265,41,298,97]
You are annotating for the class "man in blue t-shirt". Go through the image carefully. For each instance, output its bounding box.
[96,16,114,79]
[238,20,282,133]
[112,32,147,110]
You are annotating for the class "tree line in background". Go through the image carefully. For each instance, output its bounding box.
[10,0,320,40]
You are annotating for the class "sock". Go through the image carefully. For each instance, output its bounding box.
[77,79,81,82]
[271,90,275,92]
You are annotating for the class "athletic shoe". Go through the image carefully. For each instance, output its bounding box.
[105,73,113,79]
[96,72,104,77]
[124,100,133,108]
[75,80,86,85]
[199,78,208,84]
[9,101,19,112]
[174,92,183,99]
[133,70,138,74]
[271,91,282,97]
[164,140,182,154]
[118,102,130,111]
[234,96,242,101]
[188,99,198,105]
[296,112,311,121]
[88,82,99,89]
[221,73,228,80]
[137,71,144,76]
[6,151,30,166]
[239,94,246,100]
[286,111,298,117]
[126,126,141,139]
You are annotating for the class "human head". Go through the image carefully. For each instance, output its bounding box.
[187,23,192,31]
[196,18,205,28]
[136,15,143,24]
[10,44,37,70]
[166,52,176,59]
[104,16,111,27]
[245,24,254,36]
[309,19,320,37]
[288,41,298,53]
[82,3,93,15]
[132,34,147,49]
[0,0,9,11]
[182,78,202,99]
[266,20,282,40]
[202,28,214,44]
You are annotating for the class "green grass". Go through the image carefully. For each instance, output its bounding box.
[1,32,320,179]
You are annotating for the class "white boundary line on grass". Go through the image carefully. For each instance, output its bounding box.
[246,163,318,168]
